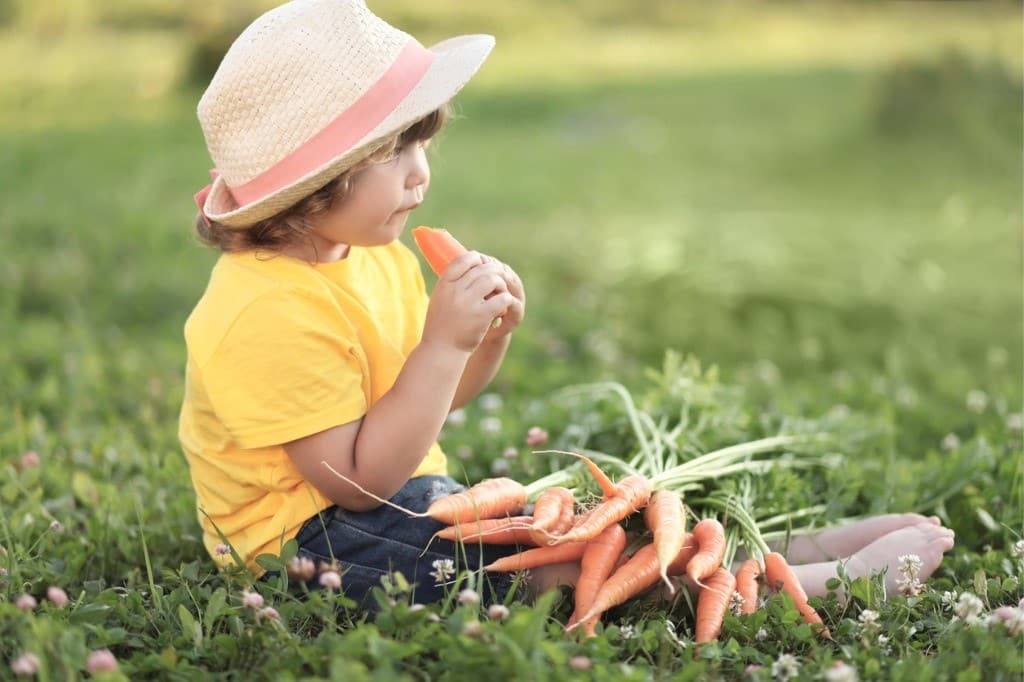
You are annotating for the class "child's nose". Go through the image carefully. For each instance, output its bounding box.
[405,147,430,190]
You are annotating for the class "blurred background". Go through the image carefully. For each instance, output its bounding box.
[1,0,1021,467]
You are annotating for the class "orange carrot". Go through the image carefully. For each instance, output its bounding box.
[483,542,588,572]
[763,552,831,638]
[569,543,662,629]
[529,486,576,544]
[734,559,762,615]
[694,567,737,643]
[553,475,652,544]
[686,518,726,584]
[666,534,698,576]
[567,524,627,637]
[426,478,527,525]
[436,516,538,545]
[412,226,467,276]
[644,489,688,591]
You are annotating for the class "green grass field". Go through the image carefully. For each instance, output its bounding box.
[1,1,1022,679]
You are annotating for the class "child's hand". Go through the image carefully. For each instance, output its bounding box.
[422,252,520,353]
[482,257,525,342]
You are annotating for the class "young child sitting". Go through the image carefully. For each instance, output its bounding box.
[179,0,954,610]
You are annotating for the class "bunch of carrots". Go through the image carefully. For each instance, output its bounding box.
[424,454,830,643]
[406,226,832,642]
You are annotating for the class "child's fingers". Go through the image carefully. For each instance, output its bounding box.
[442,251,487,281]
[464,269,509,298]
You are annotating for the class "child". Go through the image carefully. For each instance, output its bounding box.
[180,0,954,610]
[181,0,530,606]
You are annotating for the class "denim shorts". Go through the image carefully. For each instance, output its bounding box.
[285,475,519,608]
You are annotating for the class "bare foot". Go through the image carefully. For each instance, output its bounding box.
[775,513,938,563]
[848,522,955,596]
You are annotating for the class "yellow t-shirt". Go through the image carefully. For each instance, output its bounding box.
[178,242,448,575]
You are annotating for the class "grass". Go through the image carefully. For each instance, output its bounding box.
[1,1,1022,679]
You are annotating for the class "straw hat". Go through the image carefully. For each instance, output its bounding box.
[194,0,494,228]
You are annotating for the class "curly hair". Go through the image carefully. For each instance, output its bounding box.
[195,104,450,253]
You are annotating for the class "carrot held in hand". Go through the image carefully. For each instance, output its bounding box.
[763,551,831,638]
[412,226,467,276]
[412,225,505,328]
[427,477,527,525]
[734,559,762,615]
[568,523,627,637]
[695,567,737,643]
[644,489,688,592]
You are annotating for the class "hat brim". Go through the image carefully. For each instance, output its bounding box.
[203,34,495,228]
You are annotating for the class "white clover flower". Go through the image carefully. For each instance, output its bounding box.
[480,417,503,435]
[618,623,636,640]
[479,393,503,412]
[487,604,509,621]
[49,520,63,533]
[501,447,519,459]
[429,558,456,585]
[461,620,484,638]
[990,606,1024,635]
[966,390,988,413]
[664,619,687,650]
[46,586,69,608]
[214,543,232,556]
[941,590,959,611]
[446,409,467,427]
[524,426,549,447]
[954,592,985,622]
[490,459,510,476]
[455,445,473,460]
[755,627,769,641]
[1011,539,1024,560]
[858,609,880,633]
[86,649,118,674]
[241,590,264,609]
[1007,412,1024,432]
[14,594,37,612]
[569,656,592,671]
[318,570,341,590]
[10,653,40,677]
[458,588,480,606]
[730,590,746,616]
[771,653,800,681]
[896,554,925,596]
[824,661,859,682]
[941,433,961,451]
[876,634,892,654]
[256,606,280,622]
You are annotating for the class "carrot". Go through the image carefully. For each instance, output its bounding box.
[665,533,698,576]
[694,567,737,643]
[686,518,726,584]
[644,489,688,592]
[426,477,527,525]
[763,551,831,638]
[412,226,467,276]
[734,559,762,615]
[567,524,627,637]
[436,516,538,545]
[553,475,652,544]
[483,541,588,572]
[569,543,662,629]
[529,486,576,544]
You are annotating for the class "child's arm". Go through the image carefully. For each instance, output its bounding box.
[283,253,517,512]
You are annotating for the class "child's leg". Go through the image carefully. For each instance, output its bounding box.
[526,562,581,599]
[767,513,941,564]
[793,521,954,598]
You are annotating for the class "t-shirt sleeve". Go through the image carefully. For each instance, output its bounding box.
[201,287,368,450]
